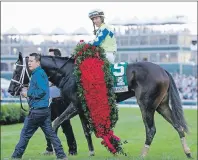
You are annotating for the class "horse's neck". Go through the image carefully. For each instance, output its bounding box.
[40,57,74,88]
[41,65,59,85]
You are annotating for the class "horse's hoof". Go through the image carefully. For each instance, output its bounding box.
[89,151,95,156]
[41,150,54,156]
[69,151,77,156]
[139,154,146,159]
[186,153,193,159]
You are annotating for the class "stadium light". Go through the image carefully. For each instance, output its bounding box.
[166,54,170,62]
[13,48,17,54]
[37,47,42,52]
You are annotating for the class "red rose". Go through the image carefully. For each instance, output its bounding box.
[78,40,85,45]
[92,46,96,51]
[83,44,89,51]
[83,47,87,52]
[85,44,90,49]
[78,51,83,55]
[95,52,100,58]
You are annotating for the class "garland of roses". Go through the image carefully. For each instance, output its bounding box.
[72,40,127,155]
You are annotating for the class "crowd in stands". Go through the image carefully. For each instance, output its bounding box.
[172,73,197,100]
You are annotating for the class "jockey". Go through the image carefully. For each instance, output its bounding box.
[88,9,117,64]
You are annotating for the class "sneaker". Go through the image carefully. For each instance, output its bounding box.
[41,150,54,155]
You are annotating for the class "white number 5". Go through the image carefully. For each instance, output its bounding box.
[113,63,125,76]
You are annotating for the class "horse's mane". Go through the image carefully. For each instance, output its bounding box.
[41,55,75,63]
[60,56,75,60]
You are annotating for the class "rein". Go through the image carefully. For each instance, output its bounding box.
[20,92,28,112]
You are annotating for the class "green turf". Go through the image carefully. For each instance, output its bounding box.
[1,108,197,160]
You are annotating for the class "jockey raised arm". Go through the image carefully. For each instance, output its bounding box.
[88,9,117,63]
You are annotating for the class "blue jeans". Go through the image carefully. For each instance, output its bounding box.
[11,108,67,159]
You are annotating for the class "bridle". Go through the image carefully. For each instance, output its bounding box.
[11,57,30,111]
[11,57,30,95]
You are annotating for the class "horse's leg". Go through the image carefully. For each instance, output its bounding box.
[78,113,95,156]
[52,103,78,131]
[156,94,192,158]
[138,103,156,158]
[136,83,168,157]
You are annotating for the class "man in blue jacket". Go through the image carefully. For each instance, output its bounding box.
[11,53,68,160]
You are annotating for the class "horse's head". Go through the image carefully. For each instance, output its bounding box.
[8,53,75,96]
[8,52,31,96]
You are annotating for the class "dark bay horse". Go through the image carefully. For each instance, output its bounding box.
[8,53,192,158]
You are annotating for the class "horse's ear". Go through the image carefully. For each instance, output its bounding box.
[19,52,23,60]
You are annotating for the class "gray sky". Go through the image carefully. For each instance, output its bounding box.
[1,2,197,34]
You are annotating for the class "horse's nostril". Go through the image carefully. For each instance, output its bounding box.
[8,89,14,95]
[9,92,13,96]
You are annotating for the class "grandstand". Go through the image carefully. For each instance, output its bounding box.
[1,15,197,80]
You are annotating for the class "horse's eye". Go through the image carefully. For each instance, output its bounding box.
[14,70,18,74]
[15,74,20,79]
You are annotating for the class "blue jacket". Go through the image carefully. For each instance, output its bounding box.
[27,66,49,109]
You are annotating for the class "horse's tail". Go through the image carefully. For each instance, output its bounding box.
[165,71,189,133]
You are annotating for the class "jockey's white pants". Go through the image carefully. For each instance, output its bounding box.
[105,52,116,64]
